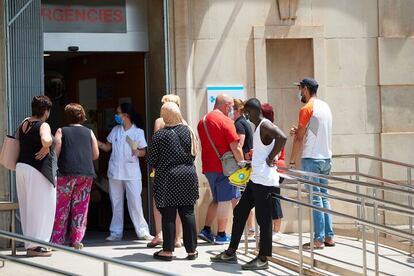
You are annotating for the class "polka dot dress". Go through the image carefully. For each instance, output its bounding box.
[148,124,199,208]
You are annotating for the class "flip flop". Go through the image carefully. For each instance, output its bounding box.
[303,242,324,250]
[186,251,198,260]
[147,239,163,248]
[153,250,173,261]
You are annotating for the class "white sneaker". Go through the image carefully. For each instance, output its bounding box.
[138,234,154,241]
[272,232,282,242]
[105,234,122,241]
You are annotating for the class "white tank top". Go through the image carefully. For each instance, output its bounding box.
[250,119,280,187]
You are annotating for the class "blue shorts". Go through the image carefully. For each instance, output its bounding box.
[205,172,240,202]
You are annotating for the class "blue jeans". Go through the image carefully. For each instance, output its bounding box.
[301,158,334,242]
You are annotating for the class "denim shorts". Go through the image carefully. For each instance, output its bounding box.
[205,172,240,202]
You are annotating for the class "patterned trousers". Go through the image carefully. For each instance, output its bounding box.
[51,175,93,245]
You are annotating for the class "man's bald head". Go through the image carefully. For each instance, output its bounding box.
[214,94,234,116]
[214,94,233,107]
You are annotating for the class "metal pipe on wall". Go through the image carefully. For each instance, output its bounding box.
[163,0,171,95]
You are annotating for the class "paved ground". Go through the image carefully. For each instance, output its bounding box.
[0,232,413,275]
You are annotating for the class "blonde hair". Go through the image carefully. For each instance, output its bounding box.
[160,102,183,127]
[161,94,181,107]
[233,99,244,112]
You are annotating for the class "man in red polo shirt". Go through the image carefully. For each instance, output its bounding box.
[197,94,244,244]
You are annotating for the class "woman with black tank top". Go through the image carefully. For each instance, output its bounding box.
[16,95,55,257]
[50,103,99,250]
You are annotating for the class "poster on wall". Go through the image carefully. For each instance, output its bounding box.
[206,85,246,112]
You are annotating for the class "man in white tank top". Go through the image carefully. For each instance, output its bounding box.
[211,98,287,270]
[289,77,334,249]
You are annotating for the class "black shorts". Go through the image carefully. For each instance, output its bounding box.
[271,187,283,220]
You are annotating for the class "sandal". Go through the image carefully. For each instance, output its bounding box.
[72,243,84,250]
[186,251,198,260]
[303,242,324,250]
[324,239,335,247]
[147,238,163,248]
[153,250,173,261]
[27,246,52,257]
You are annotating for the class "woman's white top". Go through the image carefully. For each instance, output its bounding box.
[107,125,147,180]
[250,118,280,187]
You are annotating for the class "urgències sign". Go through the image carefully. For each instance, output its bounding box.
[42,0,127,33]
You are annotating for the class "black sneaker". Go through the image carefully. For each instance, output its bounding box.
[210,251,238,264]
[241,257,269,270]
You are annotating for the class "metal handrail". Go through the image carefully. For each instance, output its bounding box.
[332,153,414,256]
[274,192,414,276]
[333,171,404,187]
[281,185,414,218]
[276,193,414,241]
[281,168,414,196]
[333,154,414,169]
[0,230,177,276]
[260,168,414,276]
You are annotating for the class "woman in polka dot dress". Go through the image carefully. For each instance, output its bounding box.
[148,102,199,261]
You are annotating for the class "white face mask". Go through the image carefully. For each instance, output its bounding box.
[297,92,302,101]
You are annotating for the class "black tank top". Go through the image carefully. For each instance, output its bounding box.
[58,125,95,177]
[18,120,44,172]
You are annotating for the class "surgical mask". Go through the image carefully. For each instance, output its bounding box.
[114,114,124,125]
[228,107,235,120]
[297,92,302,101]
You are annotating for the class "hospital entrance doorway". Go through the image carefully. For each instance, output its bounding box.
[44,52,149,236]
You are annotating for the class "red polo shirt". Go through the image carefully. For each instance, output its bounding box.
[197,110,240,173]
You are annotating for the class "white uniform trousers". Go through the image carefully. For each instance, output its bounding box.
[16,163,56,249]
[108,179,150,237]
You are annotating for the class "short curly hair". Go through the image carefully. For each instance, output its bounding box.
[64,103,86,124]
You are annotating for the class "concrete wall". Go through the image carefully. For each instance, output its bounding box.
[170,0,414,232]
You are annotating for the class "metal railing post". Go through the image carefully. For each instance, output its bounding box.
[11,209,16,256]
[309,186,314,268]
[104,262,109,276]
[373,189,379,276]
[408,168,413,255]
[297,181,303,276]
[361,197,368,276]
[355,157,361,239]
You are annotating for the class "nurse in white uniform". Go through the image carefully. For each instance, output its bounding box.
[98,103,152,241]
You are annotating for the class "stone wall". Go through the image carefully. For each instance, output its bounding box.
[170,0,414,232]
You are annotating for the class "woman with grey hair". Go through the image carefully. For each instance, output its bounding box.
[148,102,199,261]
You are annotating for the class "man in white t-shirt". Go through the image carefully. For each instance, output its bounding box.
[289,77,334,249]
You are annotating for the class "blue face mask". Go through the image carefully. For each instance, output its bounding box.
[114,114,124,125]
